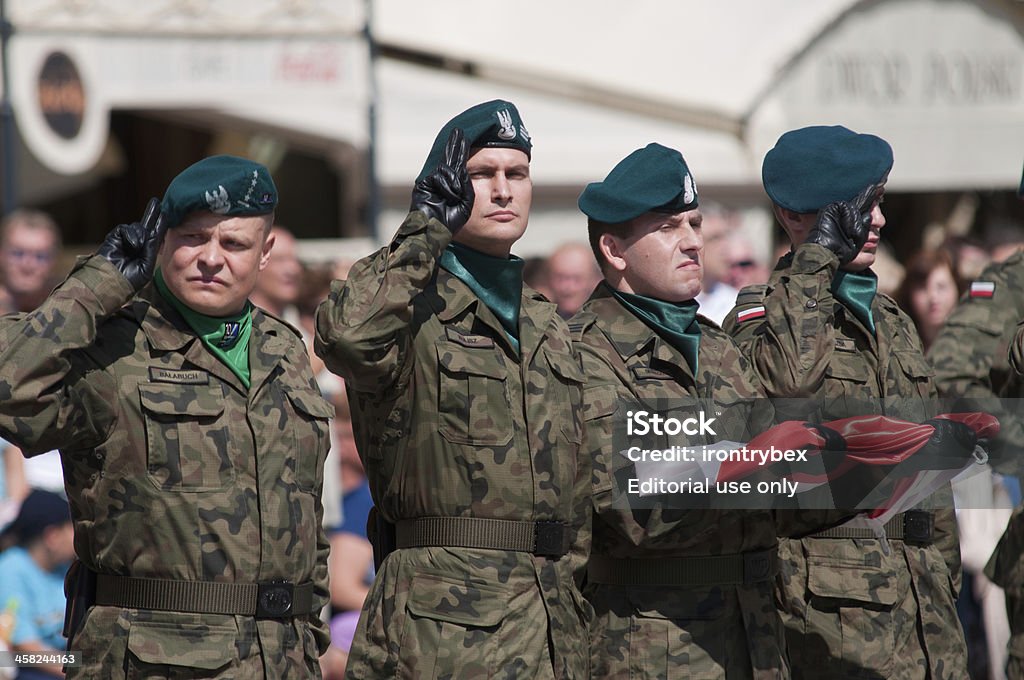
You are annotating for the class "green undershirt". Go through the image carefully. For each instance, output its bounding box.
[832,269,878,334]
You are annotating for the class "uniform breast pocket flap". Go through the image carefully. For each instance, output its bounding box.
[892,349,935,380]
[544,348,585,444]
[825,361,871,384]
[139,383,233,491]
[284,387,335,492]
[436,341,513,446]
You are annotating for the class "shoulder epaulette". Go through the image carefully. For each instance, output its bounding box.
[735,284,769,306]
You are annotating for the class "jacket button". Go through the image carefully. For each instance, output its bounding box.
[805,299,818,309]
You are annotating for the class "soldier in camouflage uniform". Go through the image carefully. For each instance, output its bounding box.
[977,172,1024,679]
[0,156,333,678]
[723,126,968,679]
[572,143,787,678]
[314,101,590,679]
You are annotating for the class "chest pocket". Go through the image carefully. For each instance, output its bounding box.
[544,347,585,445]
[437,341,513,446]
[890,349,935,403]
[283,386,335,492]
[139,383,233,491]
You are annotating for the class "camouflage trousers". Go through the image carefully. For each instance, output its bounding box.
[345,546,590,679]
[68,605,323,679]
[776,537,967,679]
[585,582,789,679]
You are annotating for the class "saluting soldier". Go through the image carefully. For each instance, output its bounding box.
[572,143,787,678]
[315,101,591,678]
[978,167,1024,679]
[723,126,968,679]
[0,156,334,677]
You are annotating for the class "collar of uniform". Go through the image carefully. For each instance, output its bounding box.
[585,283,659,359]
[433,268,517,353]
[134,284,198,351]
[247,307,292,392]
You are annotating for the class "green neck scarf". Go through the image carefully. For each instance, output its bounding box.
[612,289,701,374]
[154,270,253,388]
[440,241,524,352]
[832,269,877,334]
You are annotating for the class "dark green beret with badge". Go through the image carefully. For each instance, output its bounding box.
[417,100,532,182]
[161,155,278,228]
[762,125,892,213]
[577,142,699,223]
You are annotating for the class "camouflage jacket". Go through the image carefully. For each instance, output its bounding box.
[314,212,590,679]
[930,249,1024,471]
[723,244,967,680]
[931,248,1024,399]
[0,256,332,679]
[572,286,787,679]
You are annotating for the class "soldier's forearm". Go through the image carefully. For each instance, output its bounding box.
[314,211,452,392]
[747,247,839,397]
[0,255,127,451]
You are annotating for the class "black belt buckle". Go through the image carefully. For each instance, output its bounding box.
[533,521,568,558]
[743,550,774,586]
[256,580,295,618]
[903,510,934,545]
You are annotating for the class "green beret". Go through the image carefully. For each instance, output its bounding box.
[416,100,532,182]
[161,155,278,228]
[762,126,892,213]
[577,143,698,223]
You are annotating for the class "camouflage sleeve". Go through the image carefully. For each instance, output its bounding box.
[569,347,593,589]
[727,244,840,399]
[929,257,1024,400]
[313,211,451,394]
[1012,321,1024,377]
[0,255,130,454]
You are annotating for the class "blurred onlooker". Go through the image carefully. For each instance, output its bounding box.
[694,204,739,325]
[985,222,1024,265]
[547,242,601,319]
[0,490,74,679]
[522,256,554,301]
[327,396,373,664]
[895,249,962,352]
[0,287,12,316]
[0,212,64,504]
[721,233,771,290]
[944,235,991,284]
[249,225,302,317]
[0,210,61,314]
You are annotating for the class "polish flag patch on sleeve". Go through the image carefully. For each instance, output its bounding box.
[969,281,995,298]
[737,306,766,323]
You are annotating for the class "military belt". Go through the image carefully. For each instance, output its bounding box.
[587,548,777,587]
[94,572,315,619]
[809,510,934,544]
[395,517,571,558]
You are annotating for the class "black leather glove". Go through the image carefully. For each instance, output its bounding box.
[410,127,474,232]
[97,197,166,291]
[911,417,980,472]
[805,183,878,265]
